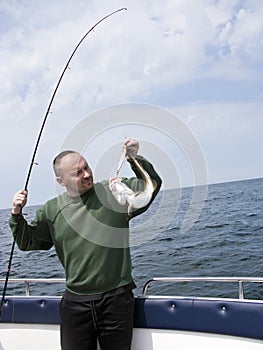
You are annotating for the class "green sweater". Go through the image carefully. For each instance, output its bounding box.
[9,156,162,295]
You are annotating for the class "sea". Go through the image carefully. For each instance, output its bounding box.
[1,177,263,300]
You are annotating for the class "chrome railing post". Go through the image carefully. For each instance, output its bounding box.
[25,281,30,296]
[238,280,244,299]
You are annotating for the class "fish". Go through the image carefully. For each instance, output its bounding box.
[109,157,156,218]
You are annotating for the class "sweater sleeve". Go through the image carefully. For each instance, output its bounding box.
[123,155,162,218]
[9,206,53,251]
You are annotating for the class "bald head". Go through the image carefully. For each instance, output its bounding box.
[53,151,94,196]
[53,150,80,177]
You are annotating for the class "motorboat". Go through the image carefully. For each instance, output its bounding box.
[0,276,263,349]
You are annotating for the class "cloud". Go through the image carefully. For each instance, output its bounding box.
[174,101,263,183]
[1,0,262,120]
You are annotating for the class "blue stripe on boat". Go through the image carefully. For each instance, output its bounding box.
[1,296,263,340]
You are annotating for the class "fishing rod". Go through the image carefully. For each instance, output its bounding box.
[0,7,127,318]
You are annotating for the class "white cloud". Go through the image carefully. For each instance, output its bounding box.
[173,101,263,183]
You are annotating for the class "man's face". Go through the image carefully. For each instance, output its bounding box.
[56,154,94,196]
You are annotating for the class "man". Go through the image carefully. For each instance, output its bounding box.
[9,138,162,350]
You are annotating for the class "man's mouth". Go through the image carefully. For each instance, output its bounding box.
[83,178,92,186]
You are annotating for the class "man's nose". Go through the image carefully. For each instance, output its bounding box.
[83,169,90,177]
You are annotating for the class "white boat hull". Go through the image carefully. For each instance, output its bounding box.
[1,324,263,350]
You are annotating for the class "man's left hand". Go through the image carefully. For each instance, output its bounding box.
[124,138,139,159]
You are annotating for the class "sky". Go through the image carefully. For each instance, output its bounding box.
[0,0,263,209]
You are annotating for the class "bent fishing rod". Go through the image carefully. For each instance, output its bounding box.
[0,7,127,318]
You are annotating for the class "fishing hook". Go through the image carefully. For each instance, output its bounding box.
[0,7,127,319]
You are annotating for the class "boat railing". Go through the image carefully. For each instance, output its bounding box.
[1,277,263,299]
[142,277,263,299]
[0,278,65,297]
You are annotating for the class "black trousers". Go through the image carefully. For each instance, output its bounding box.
[60,290,134,350]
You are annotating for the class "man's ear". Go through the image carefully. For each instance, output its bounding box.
[56,177,65,187]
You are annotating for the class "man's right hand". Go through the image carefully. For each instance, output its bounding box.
[12,190,28,214]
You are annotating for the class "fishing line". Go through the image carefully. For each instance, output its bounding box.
[0,7,127,319]
[115,144,127,178]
